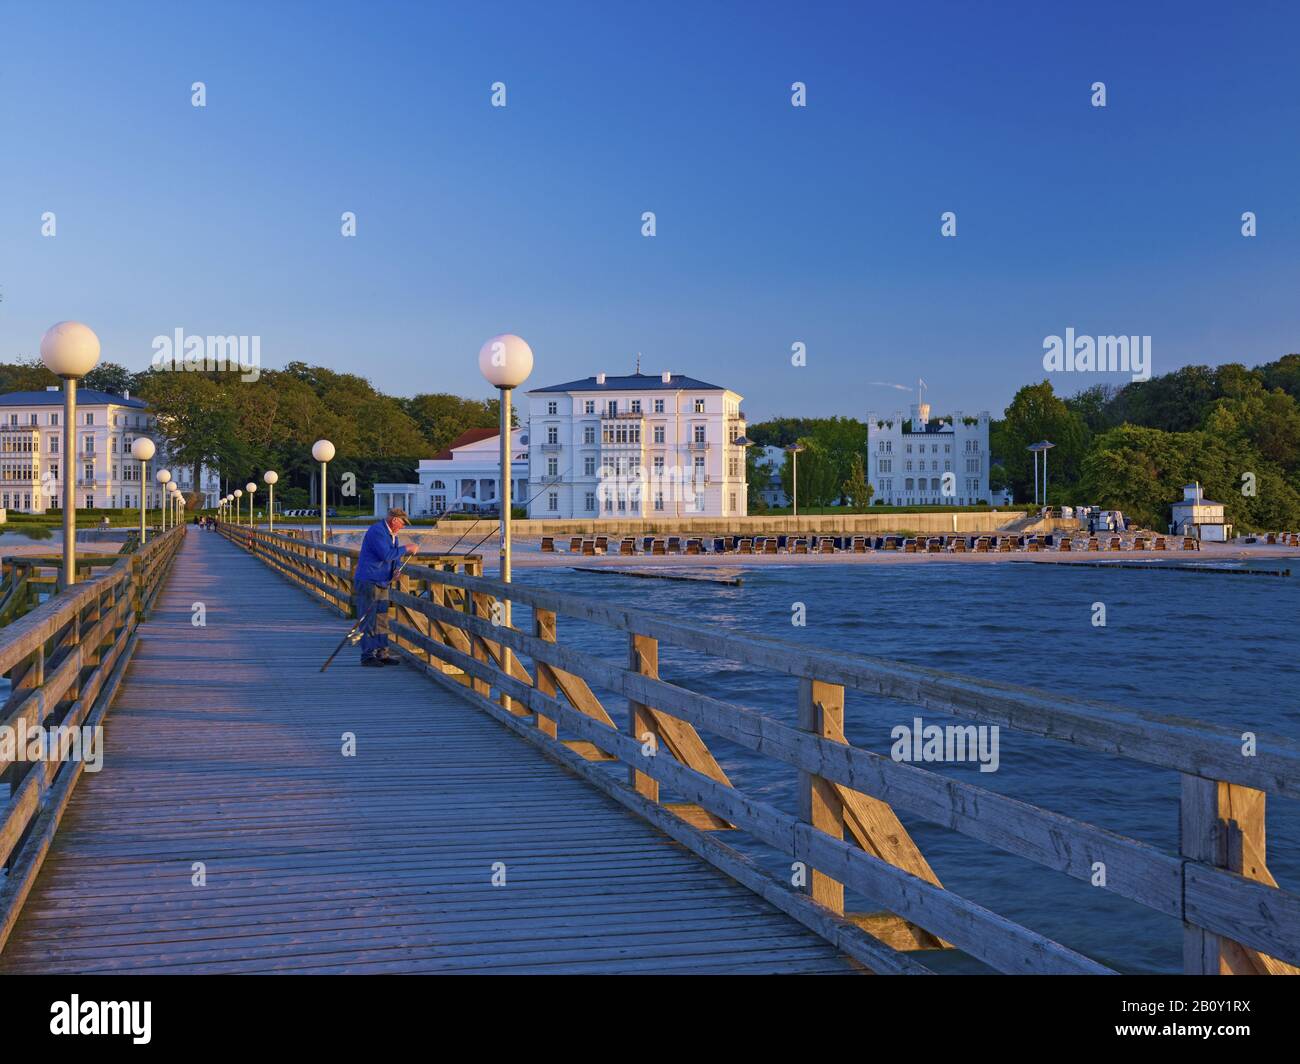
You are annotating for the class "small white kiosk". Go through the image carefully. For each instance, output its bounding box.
[1170,483,1232,541]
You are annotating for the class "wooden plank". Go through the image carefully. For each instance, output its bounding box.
[798,678,845,913]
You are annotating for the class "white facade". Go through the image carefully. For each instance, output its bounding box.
[755,445,788,508]
[866,403,991,506]
[0,387,219,513]
[523,372,747,519]
[372,428,528,517]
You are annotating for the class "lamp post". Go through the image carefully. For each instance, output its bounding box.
[130,437,155,546]
[312,440,335,543]
[40,322,101,588]
[785,443,806,518]
[245,482,257,527]
[170,484,181,527]
[233,488,243,526]
[1027,441,1055,509]
[479,334,533,717]
[478,334,533,585]
[264,470,278,533]
[156,469,171,531]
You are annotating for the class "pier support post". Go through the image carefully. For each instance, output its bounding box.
[534,609,558,738]
[798,678,845,914]
[628,633,660,802]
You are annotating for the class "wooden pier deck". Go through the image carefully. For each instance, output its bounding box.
[0,531,855,974]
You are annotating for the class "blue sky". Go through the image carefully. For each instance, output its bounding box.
[2,0,1297,421]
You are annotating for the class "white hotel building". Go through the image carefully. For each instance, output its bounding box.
[0,388,218,513]
[866,402,991,506]
[524,372,747,519]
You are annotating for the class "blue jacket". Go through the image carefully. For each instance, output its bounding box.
[355,520,405,586]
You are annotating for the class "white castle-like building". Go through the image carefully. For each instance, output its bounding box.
[866,401,991,506]
[524,371,747,519]
[0,388,219,513]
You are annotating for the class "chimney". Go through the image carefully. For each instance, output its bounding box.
[596,372,606,385]
[661,371,671,383]
[124,389,130,400]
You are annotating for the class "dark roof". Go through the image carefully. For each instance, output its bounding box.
[430,427,499,461]
[0,389,149,408]
[529,372,727,394]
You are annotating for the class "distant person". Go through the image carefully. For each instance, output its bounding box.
[354,507,417,668]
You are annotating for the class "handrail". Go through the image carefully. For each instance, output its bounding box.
[0,524,187,954]
[220,522,1300,976]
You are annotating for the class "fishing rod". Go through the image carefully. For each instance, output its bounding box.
[319,550,417,673]
[446,467,573,559]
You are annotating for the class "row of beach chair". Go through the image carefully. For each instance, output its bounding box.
[540,532,1202,555]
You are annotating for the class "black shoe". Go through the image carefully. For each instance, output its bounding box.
[378,654,403,666]
[361,656,385,668]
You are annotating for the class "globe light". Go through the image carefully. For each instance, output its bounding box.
[263,470,278,485]
[40,321,101,379]
[130,437,156,461]
[311,440,335,463]
[478,334,534,389]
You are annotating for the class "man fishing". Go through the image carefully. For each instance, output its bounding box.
[354,507,418,668]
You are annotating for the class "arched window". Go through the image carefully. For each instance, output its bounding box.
[904,478,914,491]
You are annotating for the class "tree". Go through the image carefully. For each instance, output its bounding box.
[778,438,838,508]
[841,454,873,511]
[993,381,1089,503]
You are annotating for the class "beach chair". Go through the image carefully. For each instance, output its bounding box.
[1087,537,1099,551]
[951,537,967,552]
[903,539,918,554]
[568,536,582,552]
[737,537,753,554]
[792,538,809,554]
[581,540,596,555]
[666,536,682,554]
[997,537,1013,553]
[1153,537,1167,551]
[1267,532,1277,545]
[1132,537,1147,551]
[619,537,635,555]
[851,535,867,553]
[763,538,778,554]
[818,537,835,554]
[1025,537,1041,552]
[685,538,702,555]
[651,539,666,555]
[642,536,655,553]
[1182,536,1198,551]
[540,537,555,553]
[924,537,940,553]
[595,536,609,553]
[1057,538,1071,551]
[1108,536,1121,551]
[974,537,990,553]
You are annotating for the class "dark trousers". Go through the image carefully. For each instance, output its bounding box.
[355,580,391,659]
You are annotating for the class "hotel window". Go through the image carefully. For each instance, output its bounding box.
[547,401,557,415]
[631,400,641,414]
[583,425,595,444]
[547,492,558,512]
[653,399,664,413]
[85,494,93,508]
[83,436,94,454]
[584,456,596,476]
[7,415,15,426]
[84,413,94,425]
[693,399,705,413]
[693,456,705,479]
[729,492,736,512]
[28,414,37,426]
[653,425,664,444]
[547,457,558,477]
[694,493,706,513]
[905,478,914,491]
[607,400,618,415]
[652,456,664,473]
[51,413,58,427]
[693,425,705,444]
[585,491,596,511]
[905,444,912,453]
[546,426,558,445]
[931,478,940,491]
[584,400,594,414]
[84,462,94,481]
[905,461,912,471]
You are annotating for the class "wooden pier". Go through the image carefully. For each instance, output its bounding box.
[1,523,1297,974]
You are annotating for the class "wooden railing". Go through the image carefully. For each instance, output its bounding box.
[221,524,1300,976]
[0,525,186,951]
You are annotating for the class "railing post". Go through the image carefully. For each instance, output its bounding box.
[534,608,558,738]
[470,593,492,699]
[628,633,659,801]
[798,677,846,914]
